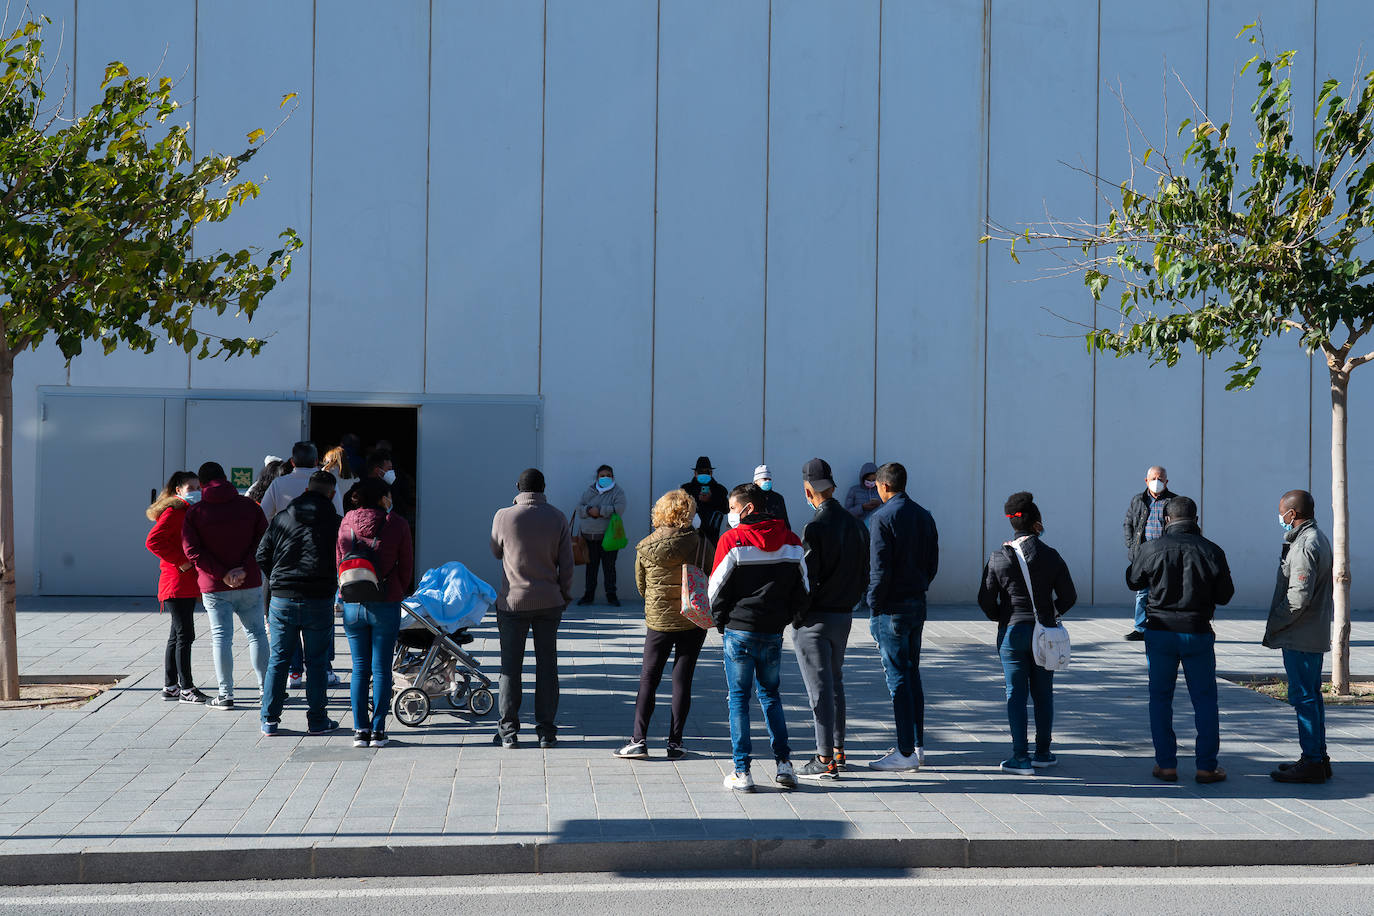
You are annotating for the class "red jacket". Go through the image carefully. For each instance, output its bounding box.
[182,479,268,593]
[337,508,414,602]
[145,497,200,601]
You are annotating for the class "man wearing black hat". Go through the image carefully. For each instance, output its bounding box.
[682,457,729,522]
[1126,496,1234,785]
[794,459,868,780]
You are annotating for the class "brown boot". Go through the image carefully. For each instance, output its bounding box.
[1195,767,1227,784]
[1152,765,1178,782]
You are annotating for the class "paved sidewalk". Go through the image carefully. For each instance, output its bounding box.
[1,597,1372,881]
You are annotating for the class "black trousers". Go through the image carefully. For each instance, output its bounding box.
[632,626,708,744]
[162,597,197,690]
[582,535,619,600]
[497,608,563,740]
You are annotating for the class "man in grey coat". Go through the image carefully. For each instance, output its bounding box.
[1264,489,1335,784]
[490,468,574,749]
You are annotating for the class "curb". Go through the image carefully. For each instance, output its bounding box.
[3,837,1374,885]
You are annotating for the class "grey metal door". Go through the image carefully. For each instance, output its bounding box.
[416,401,540,588]
[185,399,303,491]
[37,395,168,595]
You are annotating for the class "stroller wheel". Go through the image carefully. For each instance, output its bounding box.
[394,687,430,727]
[468,687,494,716]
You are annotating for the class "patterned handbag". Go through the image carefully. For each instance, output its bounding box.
[679,563,712,629]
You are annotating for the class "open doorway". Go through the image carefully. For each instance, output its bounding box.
[308,403,419,535]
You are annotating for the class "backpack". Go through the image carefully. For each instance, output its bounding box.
[338,526,384,603]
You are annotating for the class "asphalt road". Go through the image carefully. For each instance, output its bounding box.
[1,867,1372,915]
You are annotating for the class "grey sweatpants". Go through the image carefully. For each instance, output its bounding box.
[793,611,851,756]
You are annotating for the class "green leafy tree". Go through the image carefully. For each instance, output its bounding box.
[0,17,301,699]
[987,25,1372,694]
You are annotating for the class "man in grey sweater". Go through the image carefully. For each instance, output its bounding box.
[1265,489,1335,784]
[490,468,574,749]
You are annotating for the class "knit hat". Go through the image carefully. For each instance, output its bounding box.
[753,464,771,482]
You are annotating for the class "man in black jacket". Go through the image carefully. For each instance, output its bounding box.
[1126,496,1234,785]
[866,462,939,772]
[257,471,342,736]
[1123,466,1176,641]
[793,459,867,781]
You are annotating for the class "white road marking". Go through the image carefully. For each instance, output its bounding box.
[2,874,1374,905]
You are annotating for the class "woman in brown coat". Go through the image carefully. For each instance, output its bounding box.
[615,489,704,760]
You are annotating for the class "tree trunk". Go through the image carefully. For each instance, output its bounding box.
[1330,366,1352,696]
[0,362,16,700]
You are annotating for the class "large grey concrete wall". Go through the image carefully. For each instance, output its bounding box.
[12,0,1374,608]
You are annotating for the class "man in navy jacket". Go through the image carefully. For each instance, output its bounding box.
[865,462,939,772]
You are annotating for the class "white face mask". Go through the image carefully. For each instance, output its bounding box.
[382,469,397,485]
[727,511,742,528]
[181,490,201,504]
[1148,479,1166,495]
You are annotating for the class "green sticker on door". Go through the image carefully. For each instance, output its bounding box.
[230,467,254,489]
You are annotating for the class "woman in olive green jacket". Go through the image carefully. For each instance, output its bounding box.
[614,489,705,760]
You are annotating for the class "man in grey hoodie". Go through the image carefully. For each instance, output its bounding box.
[1264,489,1334,784]
[490,468,574,749]
[845,462,881,523]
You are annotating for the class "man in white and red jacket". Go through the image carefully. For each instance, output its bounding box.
[708,483,808,794]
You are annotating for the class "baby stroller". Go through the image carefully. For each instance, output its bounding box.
[390,562,497,728]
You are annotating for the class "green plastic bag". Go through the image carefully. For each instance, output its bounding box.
[601,512,628,551]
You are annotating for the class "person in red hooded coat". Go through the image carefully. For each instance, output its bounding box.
[145,471,209,704]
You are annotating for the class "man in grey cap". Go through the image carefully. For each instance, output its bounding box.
[794,458,868,780]
[753,464,791,530]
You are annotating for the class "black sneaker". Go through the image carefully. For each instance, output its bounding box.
[179,688,209,705]
[494,733,518,749]
[576,596,594,607]
[539,735,557,749]
[607,596,621,607]
[353,730,371,748]
[615,740,649,759]
[161,686,180,701]
[1125,630,1145,641]
[1278,755,1334,779]
[308,719,339,736]
[666,742,686,760]
[370,731,389,748]
[798,755,839,781]
[207,695,234,711]
[1271,758,1328,784]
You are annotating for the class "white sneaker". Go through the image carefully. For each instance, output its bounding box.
[723,770,755,793]
[870,748,921,771]
[775,760,797,789]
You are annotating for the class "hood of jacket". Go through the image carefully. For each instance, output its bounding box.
[637,526,697,566]
[730,516,794,552]
[201,479,239,504]
[858,461,878,482]
[341,506,388,540]
[146,494,188,522]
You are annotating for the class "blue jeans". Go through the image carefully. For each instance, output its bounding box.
[869,609,925,755]
[1144,630,1219,771]
[342,602,401,734]
[289,625,336,675]
[262,597,335,730]
[202,588,268,699]
[722,629,790,773]
[1133,589,1148,631]
[1283,648,1327,761]
[997,623,1054,759]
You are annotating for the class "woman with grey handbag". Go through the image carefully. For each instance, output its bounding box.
[575,464,627,607]
[976,492,1077,776]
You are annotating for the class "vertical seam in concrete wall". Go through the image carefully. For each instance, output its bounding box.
[648,0,661,500]
[1090,0,1100,602]
[67,0,77,387]
[1199,0,1209,521]
[422,0,433,393]
[871,0,883,462]
[980,0,991,556]
[305,0,317,390]
[536,0,548,397]
[187,0,198,390]
[761,0,772,458]
[1309,0,1318,494]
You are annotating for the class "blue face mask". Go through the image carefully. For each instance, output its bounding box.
[1279,513,1294,532]
[697,474,711,485]
[758,480,772,491]
[597,476,614,489]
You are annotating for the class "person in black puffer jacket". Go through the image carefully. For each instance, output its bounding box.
[1125,496,1234,785]
[256,471,342,736]
[978,492,1076,775]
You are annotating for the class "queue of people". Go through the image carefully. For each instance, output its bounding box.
[146,446,1339,792]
